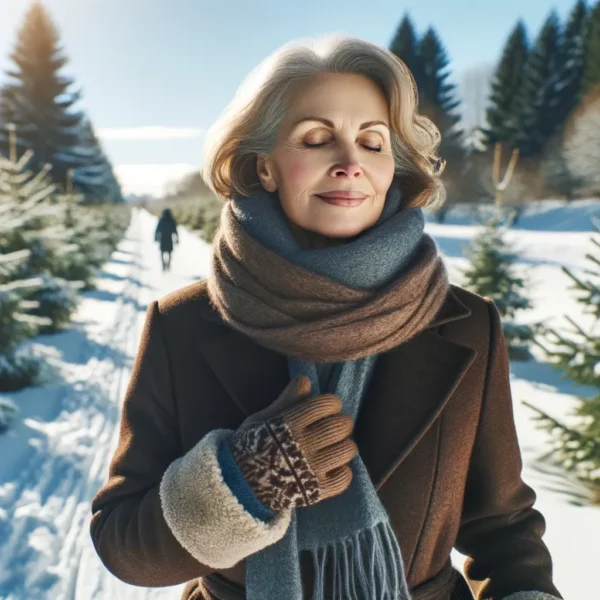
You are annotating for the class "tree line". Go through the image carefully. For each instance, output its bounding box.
[0,1,122,204]
[389,0,600,204]
[0,3,129,426]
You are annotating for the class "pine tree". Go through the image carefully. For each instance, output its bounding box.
[484,21,530,148]
[50,170,100,288]
[513,11,563,157]
[417,27,462,138]
[463,209,534,361]
[538,1,589,201]
[582,0,600,96]
[0,124,79,333]
[69,118,123,204]
[415,26,469,206]
[389,17,465,171]
[0,132,51,392]
[53,177,131,285]
[389,14,425,91]
[0,249,46,393]
[0,1,83,185]
[554,0,589,129]
[527,220,600,489]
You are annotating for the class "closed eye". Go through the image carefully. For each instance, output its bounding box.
[304,141,382,153]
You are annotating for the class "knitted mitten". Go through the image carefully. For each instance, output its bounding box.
[227,376,357,512]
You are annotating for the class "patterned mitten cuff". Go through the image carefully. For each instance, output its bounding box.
[229,415,321,511]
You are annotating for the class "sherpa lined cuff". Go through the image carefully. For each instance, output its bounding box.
[502,593,562,600]
[217,439,277,523]
[159,428,291,569]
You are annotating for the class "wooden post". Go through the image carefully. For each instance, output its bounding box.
[7,123,17,163]
[492,142,520,207]
[67,168,74,195]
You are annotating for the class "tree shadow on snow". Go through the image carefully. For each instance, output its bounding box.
[34,326,133,368]
[510,357,597,399]
[95,271,129,282]
[106,257,134,266]
[83,287,147,312]
[0,371,124,599]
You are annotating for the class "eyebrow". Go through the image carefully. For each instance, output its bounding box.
[291,117,389,130]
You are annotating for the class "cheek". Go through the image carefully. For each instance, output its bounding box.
[278,153,319,186]
[372,158,396,194]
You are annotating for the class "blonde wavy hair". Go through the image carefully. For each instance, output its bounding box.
[200,34,446,210]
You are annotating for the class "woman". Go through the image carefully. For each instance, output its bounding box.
[155,208,179,271]
[90,35,563,600]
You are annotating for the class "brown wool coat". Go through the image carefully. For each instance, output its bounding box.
[90,280,563,600]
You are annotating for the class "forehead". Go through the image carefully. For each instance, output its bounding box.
[284,73,389,122]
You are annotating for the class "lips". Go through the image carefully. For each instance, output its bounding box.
[316,190,367,199]
[315,190,368,207]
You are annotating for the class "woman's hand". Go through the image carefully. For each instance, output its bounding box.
[227,376,358,511]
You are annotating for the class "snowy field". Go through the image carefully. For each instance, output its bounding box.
[1,202,599,599]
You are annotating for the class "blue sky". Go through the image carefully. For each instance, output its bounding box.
[0,0,581,196]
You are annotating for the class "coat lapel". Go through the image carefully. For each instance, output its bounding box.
[356,329,476,490]
[197,286,476,488]
[356,287,477,489]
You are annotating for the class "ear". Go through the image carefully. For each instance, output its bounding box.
[256,155,278,192]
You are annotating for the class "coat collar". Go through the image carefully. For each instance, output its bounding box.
[196,284,476,489]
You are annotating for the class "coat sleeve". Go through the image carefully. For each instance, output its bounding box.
[454,299,563,600]
[90,301,290,587]
[89,301,210,587]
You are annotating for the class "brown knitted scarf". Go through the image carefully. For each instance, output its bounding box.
[207,201,449,363]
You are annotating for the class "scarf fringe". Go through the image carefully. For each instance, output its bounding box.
[309,520,412,600]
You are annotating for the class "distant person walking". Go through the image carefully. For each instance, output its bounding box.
[154,208,179,271]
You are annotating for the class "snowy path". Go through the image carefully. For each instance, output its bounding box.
[0,221,144,599]
[0,202,599,599]
[0,209,210,599]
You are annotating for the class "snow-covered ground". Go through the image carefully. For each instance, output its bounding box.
[0,202,599,599]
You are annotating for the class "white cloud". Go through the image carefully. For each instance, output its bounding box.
[97,126,204,141]
[114,163,198,197]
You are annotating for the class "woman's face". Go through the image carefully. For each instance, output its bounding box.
[257,73,396,239]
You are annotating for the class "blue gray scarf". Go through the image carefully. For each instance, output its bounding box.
[230,182,425,599]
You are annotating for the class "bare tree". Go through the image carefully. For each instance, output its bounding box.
[492,143,520,206]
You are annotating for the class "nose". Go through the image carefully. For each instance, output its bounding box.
[331,162,363,178]
[329,146,363,178]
